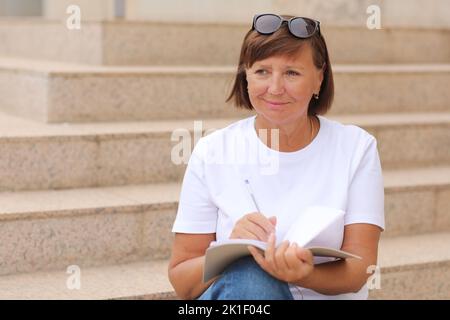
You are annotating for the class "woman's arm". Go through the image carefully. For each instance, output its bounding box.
[294,223,382,295]
[168,233,217,300]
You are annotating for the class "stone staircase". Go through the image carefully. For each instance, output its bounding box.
[0,18,449,300]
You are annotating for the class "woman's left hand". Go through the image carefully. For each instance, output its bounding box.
[248,233,314,283]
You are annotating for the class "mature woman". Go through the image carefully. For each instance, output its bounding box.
[168,14,384,300]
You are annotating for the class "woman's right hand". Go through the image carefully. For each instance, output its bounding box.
[229,212,277,242]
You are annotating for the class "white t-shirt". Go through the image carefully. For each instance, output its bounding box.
[172,114,385,300]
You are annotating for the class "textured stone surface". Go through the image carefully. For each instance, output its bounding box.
[0,232,448,299]
[0,167,448,276]
[376,125,450,169]
[0,68,48,122]
[370,232,450,299]
[1,58,449,123]
[383,167,450,237]
[0,19,103,64]
[0,137,99,191]
[331,69,450,115]
[0,111,449,191]
[0,206,177,276]
[384,190,436,237]
[0,182,179,275]
[0,259,173,300]
[435,189,450,232]
[369,263,450,299]
[1,19,449,65]
[142,209,177,260]
[0,209,142,275]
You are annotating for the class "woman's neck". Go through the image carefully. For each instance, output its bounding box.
[254,114,319,152]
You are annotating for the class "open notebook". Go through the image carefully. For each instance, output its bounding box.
[203,206,361,283]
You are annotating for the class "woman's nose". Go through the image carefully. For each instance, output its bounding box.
[267,75,285,95]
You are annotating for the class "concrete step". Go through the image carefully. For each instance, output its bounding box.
[0,183,180,275]
[0,259,175,300]
[0,19,449,65]
[0,232,448,299]
[1,57,449,123]
[0,111,449,191]
[370,232,450,299]
[0,166,448,276]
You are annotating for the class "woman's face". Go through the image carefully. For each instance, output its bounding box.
[245,44,324,126]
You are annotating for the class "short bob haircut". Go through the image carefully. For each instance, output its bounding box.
[227,15,334,116]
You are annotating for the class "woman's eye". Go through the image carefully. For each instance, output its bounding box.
[255,69,268,75]
[286,70,300,76]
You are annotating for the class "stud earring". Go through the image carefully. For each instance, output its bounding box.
[313,93,319,100]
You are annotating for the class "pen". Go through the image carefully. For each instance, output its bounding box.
[244,179,261,212]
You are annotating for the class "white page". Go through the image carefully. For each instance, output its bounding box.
[282,205,345,247]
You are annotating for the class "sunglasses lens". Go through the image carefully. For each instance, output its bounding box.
[255,14,282,34]
[290,17,317,38]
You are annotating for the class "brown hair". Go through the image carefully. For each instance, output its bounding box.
[226,15,334,116]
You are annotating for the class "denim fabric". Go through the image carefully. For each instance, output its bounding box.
[197,256,294,300]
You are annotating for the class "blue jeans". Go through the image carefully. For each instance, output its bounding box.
[197,256,294,300]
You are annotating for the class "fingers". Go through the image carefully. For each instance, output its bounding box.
[285,243,302,270]
[268,216,277,227]
[262,232,277,274]
[244,216,270,241]
[274,240,290,270]
[296,246,314,264]
[233,228,262,241]
[247,213,276,236]
[231,212,277,241]
[250,237,315,283]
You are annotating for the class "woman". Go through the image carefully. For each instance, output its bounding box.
[168,14,385,300]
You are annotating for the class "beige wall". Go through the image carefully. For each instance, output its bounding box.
[125,0,450,28]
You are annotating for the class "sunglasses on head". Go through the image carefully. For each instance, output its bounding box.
[252,14,321,39]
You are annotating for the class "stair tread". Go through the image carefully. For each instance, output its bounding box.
[1,56,450,74]
[0,110,449,138]
[0,182,181,218]
[1,166,448,219]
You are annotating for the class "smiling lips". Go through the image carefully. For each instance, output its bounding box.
[263,99,289,110]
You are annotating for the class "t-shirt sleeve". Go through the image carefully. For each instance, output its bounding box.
[345,136,385,231]
[171,138,218,234]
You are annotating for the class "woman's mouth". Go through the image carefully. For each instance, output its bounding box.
[263,99,289,110]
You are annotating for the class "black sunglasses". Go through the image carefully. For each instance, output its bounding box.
[252,14,321,39]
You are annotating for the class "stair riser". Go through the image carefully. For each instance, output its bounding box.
[1,22,449,65]
[0,206,176,276]
[369,262,450,299]
[0,135,186,191]
[384,186,449,238]
[0,184,448,276]
[0,122,449,191]
[0,68,449,123]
